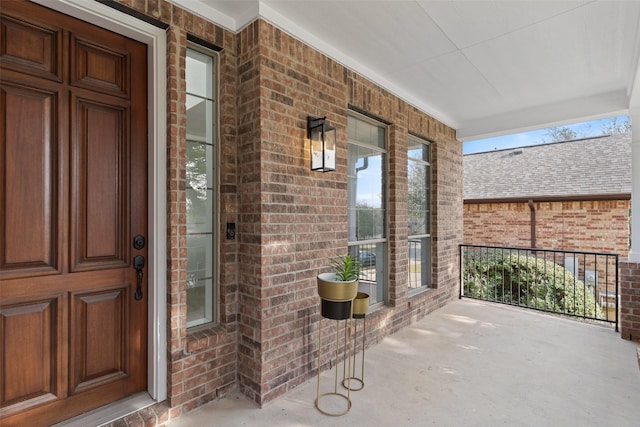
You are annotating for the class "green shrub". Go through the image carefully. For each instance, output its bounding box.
[463,250,603,318]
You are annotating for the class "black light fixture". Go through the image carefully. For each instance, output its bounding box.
[308,116,336,172]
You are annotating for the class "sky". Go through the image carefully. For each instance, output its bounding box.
[463,115,629,155]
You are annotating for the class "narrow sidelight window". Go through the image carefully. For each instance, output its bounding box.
[185,46,218,327]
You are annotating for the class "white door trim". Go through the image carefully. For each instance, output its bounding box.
[31,0,168,403]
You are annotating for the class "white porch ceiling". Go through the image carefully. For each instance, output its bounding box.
[171,0,640,141]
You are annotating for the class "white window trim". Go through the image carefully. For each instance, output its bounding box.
[185,44,221,328]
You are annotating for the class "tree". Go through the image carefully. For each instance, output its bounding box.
[407,161,428,236]
[542,126,580,142]
[542,116,631,144]
[600,116,631,135]
[356,201,383,239]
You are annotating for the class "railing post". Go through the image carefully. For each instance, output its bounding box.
[615,255,619,332]
[458,244,463,299]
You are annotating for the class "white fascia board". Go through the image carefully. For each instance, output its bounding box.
[456,90,630,142]
[168,0,252,32]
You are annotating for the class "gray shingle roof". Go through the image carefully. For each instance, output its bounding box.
[463,133,631,200]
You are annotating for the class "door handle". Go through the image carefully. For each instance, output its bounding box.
[133,255,145,301]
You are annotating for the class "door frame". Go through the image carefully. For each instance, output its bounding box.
[30,0,168,403]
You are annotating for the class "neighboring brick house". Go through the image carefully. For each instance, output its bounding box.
[464,134,631,311]
[464,133,631,256]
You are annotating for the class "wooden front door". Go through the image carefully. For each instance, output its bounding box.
[0,2,148,425]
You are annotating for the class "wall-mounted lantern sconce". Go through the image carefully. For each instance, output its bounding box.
[308,116,336,172]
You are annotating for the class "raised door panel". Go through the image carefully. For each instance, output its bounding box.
[0,297,63,417]
[69,286,127,394]
[0,84,59,276]
[71,97,128,271]
[0,10,62,81]
[71,36,128,97]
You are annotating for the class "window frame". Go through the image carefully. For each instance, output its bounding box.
[347,111,389,309]
[407,134,433,294]
[185,42,221,329]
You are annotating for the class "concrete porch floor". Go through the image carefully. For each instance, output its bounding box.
[167,299,640,427]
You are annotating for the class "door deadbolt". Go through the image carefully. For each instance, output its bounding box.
[133,235,145,250]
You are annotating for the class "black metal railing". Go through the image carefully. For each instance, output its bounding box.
[459,244,618,330]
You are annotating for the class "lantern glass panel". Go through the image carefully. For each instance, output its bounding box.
[310,125,323,170]
[324,126,336,170]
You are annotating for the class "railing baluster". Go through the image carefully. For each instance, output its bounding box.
[615,255,620,332]
[552,251,557,313]
[593,253,598,321]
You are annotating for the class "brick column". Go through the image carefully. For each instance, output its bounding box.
[620,260,640,342]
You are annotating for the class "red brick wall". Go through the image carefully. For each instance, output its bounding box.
[112,1,462,423]
[235,20,263,405]
[620,261,640,342]
[464,200,630,256]
[235,20,462,405]
[464,202,531,247]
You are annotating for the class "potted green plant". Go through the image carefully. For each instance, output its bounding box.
[317,254,361,319]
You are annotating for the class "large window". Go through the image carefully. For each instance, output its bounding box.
[407,136,432,291]
[347,114,387,306]
[185,46,218,327]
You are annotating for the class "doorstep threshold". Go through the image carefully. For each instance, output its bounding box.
[52,392,156,427]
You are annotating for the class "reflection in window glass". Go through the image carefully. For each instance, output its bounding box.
[186,49,213,98]
[408,136,432,291]
[186,46,217,327]
[348,116,385,148]
[348,243,385,307]
[348,114,387,305]
[348,144,385,240]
